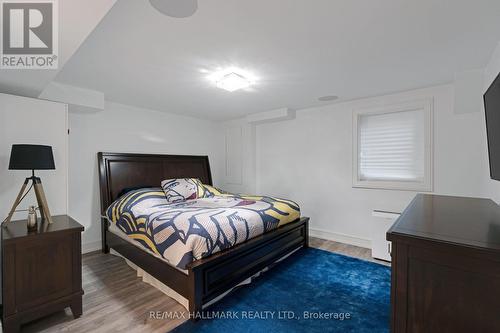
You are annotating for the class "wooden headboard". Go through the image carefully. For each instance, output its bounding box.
[97,152,212,251]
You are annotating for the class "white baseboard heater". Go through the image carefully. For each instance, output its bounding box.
[371,210,400,262]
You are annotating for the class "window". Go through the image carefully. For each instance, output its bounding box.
[353,99,433,191]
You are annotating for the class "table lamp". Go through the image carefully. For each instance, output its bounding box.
[4,144,55,224]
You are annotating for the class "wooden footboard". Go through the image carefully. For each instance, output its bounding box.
[187,217,309,315]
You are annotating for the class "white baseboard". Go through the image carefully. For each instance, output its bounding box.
[309,227,371,249]
[82,240,101,254]
[81,230,371,254]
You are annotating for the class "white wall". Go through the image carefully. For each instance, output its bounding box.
[484,42,500,91]
[0,93,68,221]
[68,101,224,252]
[247,84,492,247]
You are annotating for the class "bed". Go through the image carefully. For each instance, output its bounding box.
[98,152,309,316]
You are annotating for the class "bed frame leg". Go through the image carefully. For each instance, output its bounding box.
[304,218,310,248]
[188,268,203,321]
[189,300,203,322]
[102,219,110,254]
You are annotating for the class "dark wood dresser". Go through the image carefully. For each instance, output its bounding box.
[387,194,500,333]
[1,215,84,333]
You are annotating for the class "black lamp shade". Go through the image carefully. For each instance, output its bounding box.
[8,144,55,170]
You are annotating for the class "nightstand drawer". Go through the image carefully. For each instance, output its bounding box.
[14,233,75,311]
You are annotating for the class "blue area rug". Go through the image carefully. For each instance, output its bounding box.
[171,247,390,333]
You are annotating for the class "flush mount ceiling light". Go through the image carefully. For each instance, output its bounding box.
[208,68,255,92]
[149,0,198,18]
[216,72,251,92]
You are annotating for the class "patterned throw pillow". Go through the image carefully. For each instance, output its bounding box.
[161,178,207,203]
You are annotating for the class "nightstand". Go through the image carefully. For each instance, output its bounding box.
[1,215,84,333]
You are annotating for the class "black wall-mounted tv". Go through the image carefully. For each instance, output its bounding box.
[484,72,500,180]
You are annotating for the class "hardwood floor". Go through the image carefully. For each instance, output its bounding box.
[20,237,389,333]
[309,237,390,266]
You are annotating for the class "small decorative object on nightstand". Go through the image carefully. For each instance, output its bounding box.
[1,215,84,333]
[27,205,37,232]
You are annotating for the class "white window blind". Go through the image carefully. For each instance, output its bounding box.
[353,100,433,191]
[359,110,424,181]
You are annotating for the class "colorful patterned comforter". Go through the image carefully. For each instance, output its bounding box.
[105,186,300,269]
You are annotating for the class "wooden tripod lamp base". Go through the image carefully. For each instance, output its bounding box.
[5,176,53,224]
[5,144,56,225]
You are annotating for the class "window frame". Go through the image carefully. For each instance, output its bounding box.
[352,99,434,191]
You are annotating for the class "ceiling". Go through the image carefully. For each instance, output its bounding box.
[43,1,500,119]
[0,0,116,97]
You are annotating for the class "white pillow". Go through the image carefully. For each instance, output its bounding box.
[161,178,204,203]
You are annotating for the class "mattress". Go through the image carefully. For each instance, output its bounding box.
[105,186,300,270]
[108,222,188,274]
